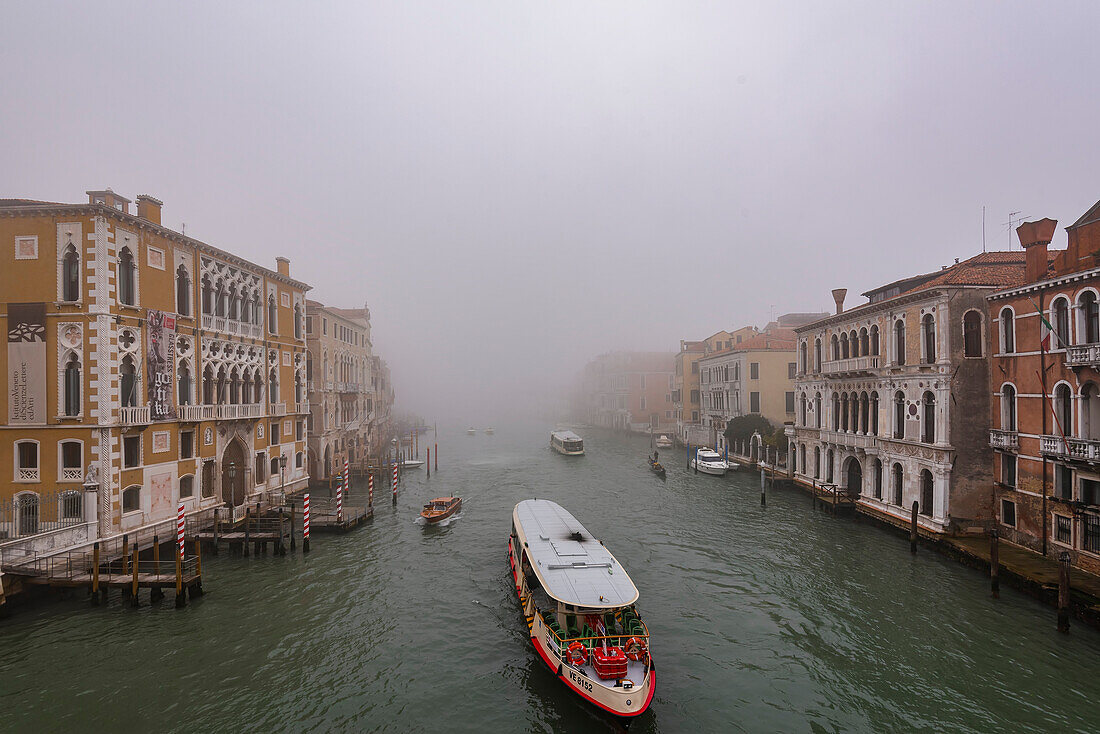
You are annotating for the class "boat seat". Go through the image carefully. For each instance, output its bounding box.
[582,624,596,649]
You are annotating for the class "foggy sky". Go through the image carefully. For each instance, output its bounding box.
[4,2,1100,425]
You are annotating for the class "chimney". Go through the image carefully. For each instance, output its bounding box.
[831,288,847,314]
[1017,218,1057,283]
[276,257,290,277]
[135,195,163,226]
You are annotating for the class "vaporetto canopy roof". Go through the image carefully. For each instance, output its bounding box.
[513,499,638,609]
[551,430,583,442]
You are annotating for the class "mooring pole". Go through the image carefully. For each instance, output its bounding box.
[760,468,766,506]
[303,493,311,553]
[289,501,297,551]
[174,537,185,608]
[1058,551,1071,633]
[278,508,286,556]
[91,542,101,604]
[192,538,204,597]
[910,501,919,554]
[989,527,1000,598]
[122,534,130,575]
[243,508,251,557]
[435,443,438,472]
[131,542,140,607]
[151,535,164,603]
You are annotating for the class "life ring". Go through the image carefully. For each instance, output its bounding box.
[623,636,648,661]
[566,641,588,666]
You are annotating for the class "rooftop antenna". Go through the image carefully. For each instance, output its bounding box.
[1003,211,1026,248]
[181,222,186,236]
[982,206,986,253]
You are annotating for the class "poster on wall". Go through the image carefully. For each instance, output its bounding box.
[147,309,177,421]
[8,303,46,425]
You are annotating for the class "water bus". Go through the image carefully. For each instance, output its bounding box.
[550,430,585,456]
[654,434,673,448]
[508,499,655,722]
[421,496,461,524]
[690,447,729,476]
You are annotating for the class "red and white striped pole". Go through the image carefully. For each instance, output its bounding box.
[343,458,350,494]
[336,471,343,523]
[177,502,185,559]
[303,493,311,552]
[368,472,374,507]
[392,462,398,502]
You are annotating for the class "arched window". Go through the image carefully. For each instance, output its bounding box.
[1052,297,1070,349]
[849,330,859,357]
[894,319,906,365]
[178,362,192,405]
[892,463,903,505]
[240,292,252,324]
[800,394,807,426]
[229,286,241,321]
[268,295,277,334]
[215,366,227,405]
[840,333,850,359]
[252,291,262,325]
[860,392,869,434]
[270,455,280,480]
[1001,384,1017,431]
[963,311,982,357]
[859,328,869,357]
[814,446,821,479]
[870,391,880,435]
[1054,383,1073,438]
[122,485,141,514]
[201,275,214,315]
[826,449,834,483]
[1000,307,1015,353]
[920,470,934,517]
[295,373,303,403]
[294,305,302,339]
[1080,291,1100,345]
[15,492,39,535]
[176,265,191,316]
[922,391,936,444]
[229,367,241,405]
[799,444,806,475]
[814,339,822,372]
[179,475,194,498]
[120,356,137,408]
[1082,383,1100,440]
[62,245,80,301]
[922,313,936,363]
[59,440,82,482]
[64,353,81,416]
[269,368,279,405]
[118,247,136,306]
[894,391,906,439]
[869,325,879,356]
[831,335,840,361]
[841,393,849,431]
[832,393,841,430]
[202,365,214,404]
[799,342,807,374]
[296,451,304,469]
[815,393,822,428]
[872,458,883,499]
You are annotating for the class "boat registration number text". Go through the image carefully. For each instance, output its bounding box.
[568,669,594,693]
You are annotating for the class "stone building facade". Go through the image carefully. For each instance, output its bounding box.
[0,190,310,554]
[790,253,1031,535]
[581,352,676,432]
[988,204,1100,573]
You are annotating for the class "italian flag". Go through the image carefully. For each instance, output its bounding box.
[1034,298,1056,350]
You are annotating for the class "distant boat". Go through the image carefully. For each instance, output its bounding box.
[654,435,673,448]
[420,496,461,524]
[399,459,425,470]
[550,430,584,455]
[467,427,476,436]
[485,427,495,435]
[649,458,666,478]
[690,448,729,476]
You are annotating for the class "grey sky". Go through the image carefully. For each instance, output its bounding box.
[3,2,1099,423]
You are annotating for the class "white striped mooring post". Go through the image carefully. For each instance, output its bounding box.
[343,458,350,496]
[368,473,374,507]
[336,472,343,523]
[177,502,185,559]
[303,493,311,553]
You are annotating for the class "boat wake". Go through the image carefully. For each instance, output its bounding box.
[415,512,463,527]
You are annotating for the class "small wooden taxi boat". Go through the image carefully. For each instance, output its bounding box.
[420,497,461,524]
[509,499,655,722]
[654,434,673,448]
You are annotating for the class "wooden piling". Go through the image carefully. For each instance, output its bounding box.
[212,512,220,555]
[122,534,129,575]
[192,538,204,597]
[243,508,251,557]
[289,501,297,551]
[175,541,185,608]
[131,542,140,607]
[151,535,165,603]
[278,508,286,556]
[91,542,101,604]
[910,501,919,554]
[989,527,1000,599]
[1058,551,1071,633]
[435,443,438,472]
[760,468,766,506]
[427,448,430,479]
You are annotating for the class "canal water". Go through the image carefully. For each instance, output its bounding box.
[2,421,1099,733]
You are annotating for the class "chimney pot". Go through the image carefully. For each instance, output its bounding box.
[831,288,847,314]
[135,194,163,226]
[276,257,290,277]
[1018,218,1057,283]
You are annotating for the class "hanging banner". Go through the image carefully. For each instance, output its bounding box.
[147,310,177,421]
[8,303,46,425]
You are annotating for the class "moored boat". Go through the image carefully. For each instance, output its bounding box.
[420,496,461,523]
[486,427,495,435]
[654,434,672,448]
[690,447,729,476]
[508,499,655,721]
[399,459,425,470]
[467,427,476,436]
[550,430,584,455]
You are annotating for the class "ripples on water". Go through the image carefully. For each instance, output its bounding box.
[2,422,1099,733]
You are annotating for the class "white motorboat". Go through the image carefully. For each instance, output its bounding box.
[654,434,673,448]
[485,427,495,435]
[467,427,476,436]
[399,459,425,470]
[690,447,729,476]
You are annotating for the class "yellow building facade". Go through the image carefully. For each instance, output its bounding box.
[0,190,310,549]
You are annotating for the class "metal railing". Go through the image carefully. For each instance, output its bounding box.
[0,489,85,540]
[989,428,1019,451]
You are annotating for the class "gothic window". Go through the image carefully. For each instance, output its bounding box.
[64,353,81,416]
[1052,297,1070,348]
[176,265,191,316]
[178,362,192,405]
[62,245,80,301]
[922,391,936,444]
[894,320,906,365]
[1000,307,1015,353]
[118,247,136,305]
[922,314,936,363]
[120,356,138,408]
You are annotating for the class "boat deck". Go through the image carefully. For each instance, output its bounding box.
[569,657,647,691]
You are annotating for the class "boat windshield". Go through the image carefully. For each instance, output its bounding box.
[564,440,583,451]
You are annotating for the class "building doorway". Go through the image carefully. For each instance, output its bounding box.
[221,438,247,507]
[845,457,863,496]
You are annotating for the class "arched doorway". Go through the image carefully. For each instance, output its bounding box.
[844,457,863,496]
[323,444,332,480]
[221,438,247,507]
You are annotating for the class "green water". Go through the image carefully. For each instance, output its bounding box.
[2,422,1099,733]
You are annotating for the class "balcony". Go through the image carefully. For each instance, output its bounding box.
[270,402,287,416]
[1040,435,1100,462]
[989,429,1019,451]
[819,429,878,450]
[295,401,309,414]
[340,382,360,394]
[177,404,215,422]
[118,405,151,425]
[215,404,263,420]
[201,313,263,339]
[821,356,880,376]
[1064,343,1100,368]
